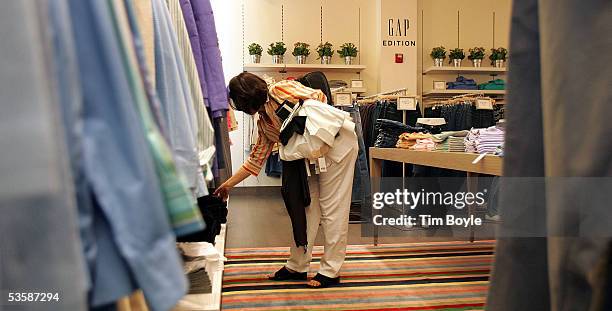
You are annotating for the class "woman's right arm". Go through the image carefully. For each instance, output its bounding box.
[213,126,274,201]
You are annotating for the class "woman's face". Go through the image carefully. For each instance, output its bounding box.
[245,99,268,115]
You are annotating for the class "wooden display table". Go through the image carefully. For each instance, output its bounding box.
[369,148,503,244]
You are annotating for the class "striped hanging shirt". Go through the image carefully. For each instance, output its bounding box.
[242,80,327,176]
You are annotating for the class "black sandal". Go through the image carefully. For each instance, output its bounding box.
[307,273,340,288]
[268,266,307,281]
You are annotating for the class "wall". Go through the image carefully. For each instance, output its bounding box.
[211,0,511,187]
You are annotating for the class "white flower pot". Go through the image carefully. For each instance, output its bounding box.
[344,56,354,65]
[295,55,307,64]
[452,59,462,67]
[250,54,261,63]
[321,56,332,64]
[272,55,284,64]
[471,59,482,67]
[434,58,444,67]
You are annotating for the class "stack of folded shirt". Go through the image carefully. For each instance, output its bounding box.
[495,143,504,157]
[410,138,436,151]
[478,79,505,90]
[449,136,467,152]
[476,126,505,154]
[446,76,478,90]
[464,128,481,153]
[434,140,449,151]
[431,130,469,152]
[464,127,505,154]
[375,119,427,148]
[396,132,432,149]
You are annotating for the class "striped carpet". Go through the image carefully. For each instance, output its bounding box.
[222,240,495,310]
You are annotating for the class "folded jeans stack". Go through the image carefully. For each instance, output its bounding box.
[374,119,427,148]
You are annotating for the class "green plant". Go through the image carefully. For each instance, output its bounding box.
[430,46,446,59]
[292,42,310,57]
[468,47,485,60]
[316,42,334,58]
[448,48,465,62]
[248,43,263,56]
[267,42,287,56]
[489,47,508,62]
[337,42,358,58]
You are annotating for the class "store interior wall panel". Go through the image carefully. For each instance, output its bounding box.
[378,0,419,94]
[493,0,511,48]
[244,0,284,64]
[321,0,360,65]
[357,0,380,97]
[283,1,320,65]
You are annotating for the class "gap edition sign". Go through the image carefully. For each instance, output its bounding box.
[383,18,416,47]
[378,0,418,94]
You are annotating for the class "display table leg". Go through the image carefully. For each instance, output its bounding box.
[466,172,479,242]
[370,156,383,246]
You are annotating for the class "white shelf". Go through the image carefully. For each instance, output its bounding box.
[244,63,366,73]
[423,66,506,75]
[243,63,285,72]
[174,224,227,311]
[422,89,506,97]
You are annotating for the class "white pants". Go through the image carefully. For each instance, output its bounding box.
[285,142,358,278]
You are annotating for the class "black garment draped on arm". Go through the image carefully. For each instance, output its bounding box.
[278,102,310,248]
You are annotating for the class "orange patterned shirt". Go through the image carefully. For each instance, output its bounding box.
[242,80,327,176]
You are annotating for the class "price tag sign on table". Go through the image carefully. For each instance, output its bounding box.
[397,96,417,110]
[476,98,493,110]
[334,92,353,106]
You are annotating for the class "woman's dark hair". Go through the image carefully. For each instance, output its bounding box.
[228,72,268,114]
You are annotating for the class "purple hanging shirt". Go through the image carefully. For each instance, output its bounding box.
[179,0,228,118]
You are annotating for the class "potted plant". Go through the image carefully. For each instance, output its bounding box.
[489,47,508,67]
[292,42,310,64]
[248,43,263,63]
[316,42,334,64]
[267,42,287,64]
[337,43,358,65]
[468,47,486,67]
[448,48,465,67]
[430,46,446,67]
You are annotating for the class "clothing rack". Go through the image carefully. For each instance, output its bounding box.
[362,87,408,100]
[425,93,497,107]
[357,90,419,105]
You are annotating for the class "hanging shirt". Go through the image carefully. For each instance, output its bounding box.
[182,0,229,118]
[242,80,327,176]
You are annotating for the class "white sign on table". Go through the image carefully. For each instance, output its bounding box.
[397,96,417,110]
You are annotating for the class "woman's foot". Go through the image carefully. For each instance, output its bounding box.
[268,266,307,281]
[307,273,340,288]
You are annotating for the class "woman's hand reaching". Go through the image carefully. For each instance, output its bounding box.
[213,182,231,201]
[212,166,252,201]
